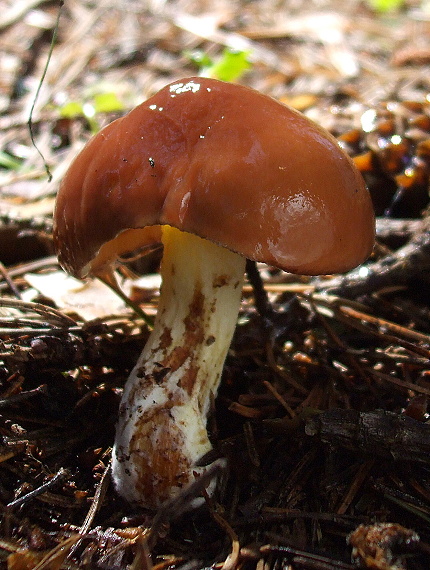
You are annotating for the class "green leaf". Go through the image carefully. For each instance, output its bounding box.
[183,49,213,69]
[93,92,124,114]
[204,49,251,82]
[0,151,22,170]
[366,0,405,13]
[59,101,85,119]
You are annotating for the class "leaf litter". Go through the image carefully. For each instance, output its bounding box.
[2,0,430,568]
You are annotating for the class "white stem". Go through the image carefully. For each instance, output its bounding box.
[111,226,245,508]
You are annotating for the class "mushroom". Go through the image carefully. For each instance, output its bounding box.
[53,77,375,509]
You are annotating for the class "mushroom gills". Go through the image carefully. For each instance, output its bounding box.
[111,225,245,508]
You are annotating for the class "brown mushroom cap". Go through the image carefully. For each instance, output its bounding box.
[53,77,374,278]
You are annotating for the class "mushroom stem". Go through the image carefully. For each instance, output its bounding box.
[111,225,245,508]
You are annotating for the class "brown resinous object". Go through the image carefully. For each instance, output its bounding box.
[53,77,375,509]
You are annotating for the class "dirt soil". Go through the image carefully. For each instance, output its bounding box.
[2,0,430,569]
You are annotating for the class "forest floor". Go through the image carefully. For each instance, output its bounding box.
[2,0,430,569]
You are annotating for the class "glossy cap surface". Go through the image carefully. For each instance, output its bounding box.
[53,77,375,277]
